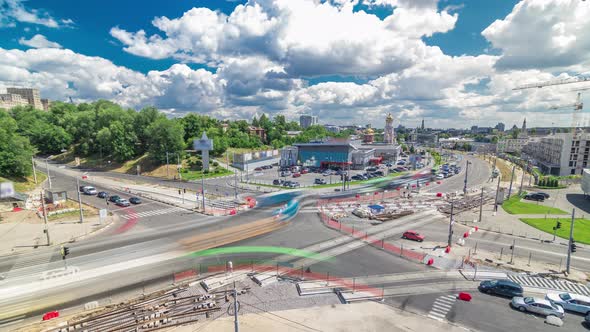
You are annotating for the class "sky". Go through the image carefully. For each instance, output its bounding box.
[1,0,590,129]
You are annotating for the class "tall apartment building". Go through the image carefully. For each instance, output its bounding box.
[523,132,590,176]
[0,93,29,110]
[299,115,318,129]
[41,98,51,111]
[6,87,43,110]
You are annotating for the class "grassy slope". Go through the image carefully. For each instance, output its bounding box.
[520,217,590,244]
[502,193,568,215]
[0,172,47,193]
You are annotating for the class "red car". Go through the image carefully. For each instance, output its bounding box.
[293,172,301,178]
[301,169,309,174]
[254,167,263,171]
[402,230,425,242]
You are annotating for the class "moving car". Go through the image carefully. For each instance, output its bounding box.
[545,292,590,314]
[536,192,550,199]
[478,279,523,297]
[314,178,327,185]
[510,297,565,318]
[292,172,301,178]
[129,197,142,204]
[524,193,545,202]
[301,168,309,174]
[115,199,131,207]
[254,167,263,171]
[82,186,97,195]
[97,191,109,198]
[108,195,121,203]
[402,230,424,242]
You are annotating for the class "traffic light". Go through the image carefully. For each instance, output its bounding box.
[556,221,562,229]
[183,188,186,193]
[571,241,577,253]
[179,189,182,195]
[61,246,70,259]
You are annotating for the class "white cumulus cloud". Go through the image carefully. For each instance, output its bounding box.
[18,34,62,48]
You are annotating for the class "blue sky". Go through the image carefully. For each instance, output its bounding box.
[0,0,588,128]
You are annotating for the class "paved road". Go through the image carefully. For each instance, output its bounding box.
[386,290,588,332]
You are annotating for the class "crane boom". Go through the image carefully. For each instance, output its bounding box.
[513,76,590,90]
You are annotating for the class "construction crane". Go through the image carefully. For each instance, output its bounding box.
[548,92,583,136]
[512,75,590,90]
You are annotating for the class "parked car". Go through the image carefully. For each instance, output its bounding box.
[129,197,142,204]
[366,167,378,172]
[281,171,292,177]
[436,174,445,180]
[293,172,301,178]
[82,186,97,195]
[301,169,309,174]
[108,195,121,203]
[115,199,131,207]
[536,192,550,199]
[254,167,263,171]
[524,193,545,202]
[322,171,332,176]
[351,175,364,181]
[478,279,523,297]
[510,297,564,318]
[314,178,327,185]
[586,313,590,325]
[273,179,283,185]
[385,163,393,167]
[373,171,384,176]
[97,191,109,198]
[288,181,300,188]
[545,292,590,314]
[402,230,424,242]
[282,181,292,187]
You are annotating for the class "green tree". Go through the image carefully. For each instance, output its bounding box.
[108,121,137,162]
[135,107,165,152]
[0,112,34,177]
[146,118,185,163]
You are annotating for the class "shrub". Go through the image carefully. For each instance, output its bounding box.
[212,161,219,167]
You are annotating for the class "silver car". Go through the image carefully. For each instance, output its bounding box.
[511,297,565,318]
[546,292,590,315]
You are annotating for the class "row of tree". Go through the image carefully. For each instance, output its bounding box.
[1,100,347,177]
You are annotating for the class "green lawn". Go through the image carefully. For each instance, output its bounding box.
[520,217,590,244]
[502,193,568,215]
[0,172,46,193]
[180,168,234,181]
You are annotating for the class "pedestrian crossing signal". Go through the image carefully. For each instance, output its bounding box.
[571,241,577,253]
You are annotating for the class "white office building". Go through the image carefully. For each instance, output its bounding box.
[523,132,590,176]
[300,115,318,129]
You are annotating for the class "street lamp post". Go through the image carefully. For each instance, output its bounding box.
[448,199,454,248]
[45,158,52,189]
[463,160,471,195]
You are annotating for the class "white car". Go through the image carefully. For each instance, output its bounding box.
[546,292,590,315]
[511,297,565,318]
[436,174,444,180]
[82,186,97,195]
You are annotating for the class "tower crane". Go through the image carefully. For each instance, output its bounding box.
[513,77,590,175]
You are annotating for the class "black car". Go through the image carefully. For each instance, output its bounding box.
[97,191,109,198]
[108,195,121,203]
[273,179,283,185]
[373,171,384,176]
[479,279,523,297]
[129,197,142,204]
[535,192,550,199]
[524,193,545,202]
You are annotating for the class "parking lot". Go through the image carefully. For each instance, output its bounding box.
[245,160,422,188]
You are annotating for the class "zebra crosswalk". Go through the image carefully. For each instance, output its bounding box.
[120,207,187,220]
[427,294,457,321]
[509,274,590,296]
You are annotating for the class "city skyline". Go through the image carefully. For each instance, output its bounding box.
[1,0,590,128]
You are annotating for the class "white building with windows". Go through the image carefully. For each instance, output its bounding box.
[299,115,318,129]
[523,132,590,176]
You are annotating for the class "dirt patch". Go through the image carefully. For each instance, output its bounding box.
[0,200,98,224]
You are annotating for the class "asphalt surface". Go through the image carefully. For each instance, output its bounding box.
[385,290,589,332]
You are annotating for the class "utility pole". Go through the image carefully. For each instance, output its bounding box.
[45,159,52,189]
[234,170,238,199]
[463,161,471,195]
[233,281,239,332]
[507,165,516,199]
[518,162,526,195]
[494,175,501,212]
[76,178,84,223]
[448,200,454,247]
[201,174,206,213]
[166,151,170,178]
[509,239,516,265]
[177,154,182,180]
[32,157,38,184]
[566,209,575,274]
[40,191,50,245]
[478,187,484,223]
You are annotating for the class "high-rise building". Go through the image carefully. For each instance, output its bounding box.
[41,98,51,112]
[384,113,395,144]
[495,122,505,132]
[299,115,318,129]
[0,93,28,110]
[7,87,43,110]
[421,119,425,131]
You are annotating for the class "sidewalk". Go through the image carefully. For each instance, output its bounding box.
[171,301,475,332]
[0,215,116,255]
